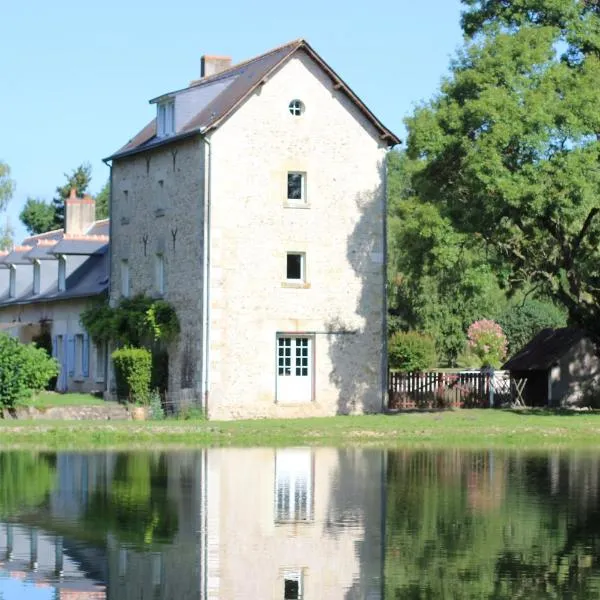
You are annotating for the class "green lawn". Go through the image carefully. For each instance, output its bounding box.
[2,409,600,450]
[19,392,106,409]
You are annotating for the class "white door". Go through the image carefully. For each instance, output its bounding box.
[277,336,313,403]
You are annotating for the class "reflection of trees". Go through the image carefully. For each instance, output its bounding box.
[0,452,56,517]
[85,453,178,550]
[386,451,600,599]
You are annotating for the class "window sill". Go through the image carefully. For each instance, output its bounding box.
[283,202,311,209]
[72,377,85,383]
[281,281,310,289]
[95,378,105,384]
[154,208,166,218]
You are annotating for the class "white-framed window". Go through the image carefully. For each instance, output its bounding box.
[121,259,129,298]
[8,266,16,298]
[58,256,66,292]
[95,341,106,382]
[288,99,305,116]
[284,571,304,600]
[157,100,175,137]
[33,260,40,295]
[286,253,305,281]
[275,449,313,523]
[155,253,165,295]
[287,172,306,203]
[75,334,84,378]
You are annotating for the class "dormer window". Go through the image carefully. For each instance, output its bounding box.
[157,100,175,137]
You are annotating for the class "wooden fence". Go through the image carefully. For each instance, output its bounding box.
[388,370,512,410]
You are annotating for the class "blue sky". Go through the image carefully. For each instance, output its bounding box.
[2,0,464,242]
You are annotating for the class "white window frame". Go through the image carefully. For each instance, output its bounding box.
[74,333,84,379]
[8,266,16,298]
[288,99,305,116]
[286,252,305,282]
[157,100,175,137]
[95,341,106,383]
[57,256,66,292]
[155,253,165,295]
[121,259,130,298]
[274,450,314,523]
[287,172,306,204]
[33,260,40,295]
[283,570,304,600]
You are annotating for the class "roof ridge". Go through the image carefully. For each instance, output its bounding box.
[63,234,109,241]
[189,38,304,88]
[25,227,64,239]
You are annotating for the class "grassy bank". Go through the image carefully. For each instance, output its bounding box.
[2,410,600,450]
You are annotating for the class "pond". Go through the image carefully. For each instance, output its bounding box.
[1,448,600,598]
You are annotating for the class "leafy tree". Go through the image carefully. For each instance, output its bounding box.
[389,331,438,371]
[0,161,15,211]
[19,197,56,235]
[95,179,110,220]
[51,162,92,228]
[387,150,508,364]
[498,297,568,355]
[0,217,14,250]
[405,0,600,347]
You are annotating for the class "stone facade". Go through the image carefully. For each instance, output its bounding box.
[109,45,390,419]
[110,138,205,398]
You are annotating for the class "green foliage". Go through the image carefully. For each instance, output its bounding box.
[176,404,206,420]
[19,198,57,235]
[0,161,15,212]
[81,295,180,347]
[498,297,568,355]
[387,150,508,364]
[404,1,600,349]
[0,334,59,409]
[95,179,109,220]
[52,163,92,228]
[112,347,152,405]
[389,331,438,372]
[0,452,55,517]
[148,390,165,420]
[0,218,14,251]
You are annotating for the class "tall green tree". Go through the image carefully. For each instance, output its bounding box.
[95,179,110,220]
[19,198,56,235]
[405,0,600,346]
[387,150,508,364]
[51,162,92,228]
[0,218,14,251]
[0,161,15,212]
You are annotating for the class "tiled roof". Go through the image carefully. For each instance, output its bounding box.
[503,327,587,371]
[106,39,400,160]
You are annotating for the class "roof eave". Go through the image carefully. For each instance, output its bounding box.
[104,130,202,162]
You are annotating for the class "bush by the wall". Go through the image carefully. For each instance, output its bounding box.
[389,331,438,372]
[0,334,59,409]
[112,347,152,405]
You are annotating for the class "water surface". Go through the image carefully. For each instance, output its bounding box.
[1,448,600,598]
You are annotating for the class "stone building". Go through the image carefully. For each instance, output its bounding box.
[0,191,109,393]
[105,39,399,418]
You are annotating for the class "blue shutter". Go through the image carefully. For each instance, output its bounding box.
[67,336,75,377]
[52,336,57,358]
[82,334,89,378]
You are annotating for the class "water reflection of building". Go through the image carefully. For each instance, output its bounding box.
[1,448,385,599]
[204,448,385,600]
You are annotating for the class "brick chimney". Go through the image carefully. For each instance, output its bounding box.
[65,188,95,235]
[201,55,232,78]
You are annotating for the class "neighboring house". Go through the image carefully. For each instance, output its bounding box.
[502,327,600,407]
[0,190,109,393]
[105,39,400,419]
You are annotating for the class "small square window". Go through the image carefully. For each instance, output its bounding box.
[286,253,304,281]
[287,173,306,203]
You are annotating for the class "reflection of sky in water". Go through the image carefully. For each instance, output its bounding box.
[0,574,54,600]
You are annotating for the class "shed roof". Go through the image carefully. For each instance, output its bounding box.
[106,39,400,160]
[502,327,587,371]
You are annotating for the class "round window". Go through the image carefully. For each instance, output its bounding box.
[288,99,305,116]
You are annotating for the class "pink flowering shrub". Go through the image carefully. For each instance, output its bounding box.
[467,319,507,368]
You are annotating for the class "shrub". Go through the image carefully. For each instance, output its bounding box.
[112,347,152,405]
[389,331,437,372]
[498,298,567,355]
[467,319,507,368]
[148,389,165,420]
[0,334,59,409]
